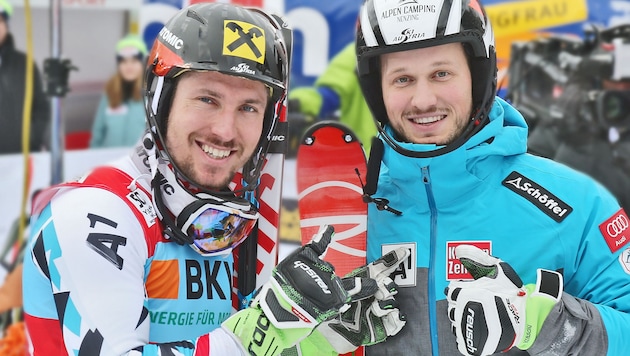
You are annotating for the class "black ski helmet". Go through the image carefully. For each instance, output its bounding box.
[356,0,497,158]
[144,2,289,192]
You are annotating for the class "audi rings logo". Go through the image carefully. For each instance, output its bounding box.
[600,209,630,253]
[607,214,629,238]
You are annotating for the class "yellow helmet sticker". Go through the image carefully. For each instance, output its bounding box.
[223,20,266,64]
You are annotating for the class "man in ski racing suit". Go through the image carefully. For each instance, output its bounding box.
[355,0,630,355]
[22,3,407,355]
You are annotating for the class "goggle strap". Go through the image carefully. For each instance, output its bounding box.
[152,177,193,245]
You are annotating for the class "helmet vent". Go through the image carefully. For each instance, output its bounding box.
[186,9,206,25]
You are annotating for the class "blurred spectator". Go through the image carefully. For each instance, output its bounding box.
[89,34,147,148]
[288,42,377,152]
[0,0,50,154]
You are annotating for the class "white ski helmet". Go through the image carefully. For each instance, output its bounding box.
[356,0,497,157]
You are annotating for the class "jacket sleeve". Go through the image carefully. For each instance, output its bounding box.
[23,187,245,356]
[314,42,358,102]
[529,187,630,356]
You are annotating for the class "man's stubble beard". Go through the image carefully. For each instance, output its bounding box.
[181,161,239,191]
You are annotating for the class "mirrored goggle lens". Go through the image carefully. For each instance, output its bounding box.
[186,207,257,255]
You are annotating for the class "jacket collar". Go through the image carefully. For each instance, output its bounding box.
[377,97,529,209]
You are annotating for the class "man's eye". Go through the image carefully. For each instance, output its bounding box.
[395,77,409,84]
[242,105,258,113]
[435,71,449,78]
[199,97,214,104]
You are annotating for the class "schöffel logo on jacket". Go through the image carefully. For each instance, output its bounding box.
[502,171,573,222]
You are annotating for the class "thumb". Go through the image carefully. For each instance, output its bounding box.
[365,247,410,281]
[456,245,524,287]
[307,225,335,256]
[455,244,501,280]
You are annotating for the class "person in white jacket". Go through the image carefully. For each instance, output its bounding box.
[23,3,407,355]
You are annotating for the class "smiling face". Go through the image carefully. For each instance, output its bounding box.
[165,71,268,190]
[380,42,473,145]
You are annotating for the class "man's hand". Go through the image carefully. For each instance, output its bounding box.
[284,247,410,355]
[445,245,563,356]
[222,225,365,355]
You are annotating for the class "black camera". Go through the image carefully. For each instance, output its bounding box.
[593,90,630,130]
[507,24,630,138]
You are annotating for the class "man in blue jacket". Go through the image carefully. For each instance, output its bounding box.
[356,0,630,355]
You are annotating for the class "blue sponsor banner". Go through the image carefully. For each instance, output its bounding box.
[140,0,630,89]
[140,0,361,88]
[283,0,361,87]
[140,0,182,54]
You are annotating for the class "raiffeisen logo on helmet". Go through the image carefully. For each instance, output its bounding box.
[502,171,573,222]
[159,27,184,50]
[230,63,256,75]
[223,20,266,64]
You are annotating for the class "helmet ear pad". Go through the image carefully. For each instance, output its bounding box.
[467,45,497,122]
[156,79,176,141]
[145,70,177,152]
[356,53,386,128]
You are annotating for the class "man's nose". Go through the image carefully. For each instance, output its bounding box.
[410,80,438,109]
[210,109,238,141]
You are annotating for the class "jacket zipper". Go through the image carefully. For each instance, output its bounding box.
[422,166,439,356]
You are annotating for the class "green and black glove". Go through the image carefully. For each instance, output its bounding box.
[222,225,369,355]
[284,247,410,355]
[445,245,563,356]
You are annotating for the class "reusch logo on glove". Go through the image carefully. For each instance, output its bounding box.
[463,302,486,355]
[502,172,573,222]
[599,208,630,253]
[293,260,332,294]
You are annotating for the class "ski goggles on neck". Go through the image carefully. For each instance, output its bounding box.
[175,197,259,256]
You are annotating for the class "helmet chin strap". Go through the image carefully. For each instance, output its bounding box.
[142,132,190,245]
[142,132,161,213]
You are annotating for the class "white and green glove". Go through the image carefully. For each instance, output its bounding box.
[222,225,368,355]
[445,245,563,356]
[284,247,410,355]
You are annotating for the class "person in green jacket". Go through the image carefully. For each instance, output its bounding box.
[90,35,148,148]
[289,42,376,152]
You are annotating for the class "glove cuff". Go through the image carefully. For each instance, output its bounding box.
[518,269,563,350]
[294,329,340,355]
[313,320,360,354]
[222,306,313,355]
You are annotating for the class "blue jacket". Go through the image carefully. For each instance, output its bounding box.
[366,97,630,355]
[90,95,147,148]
